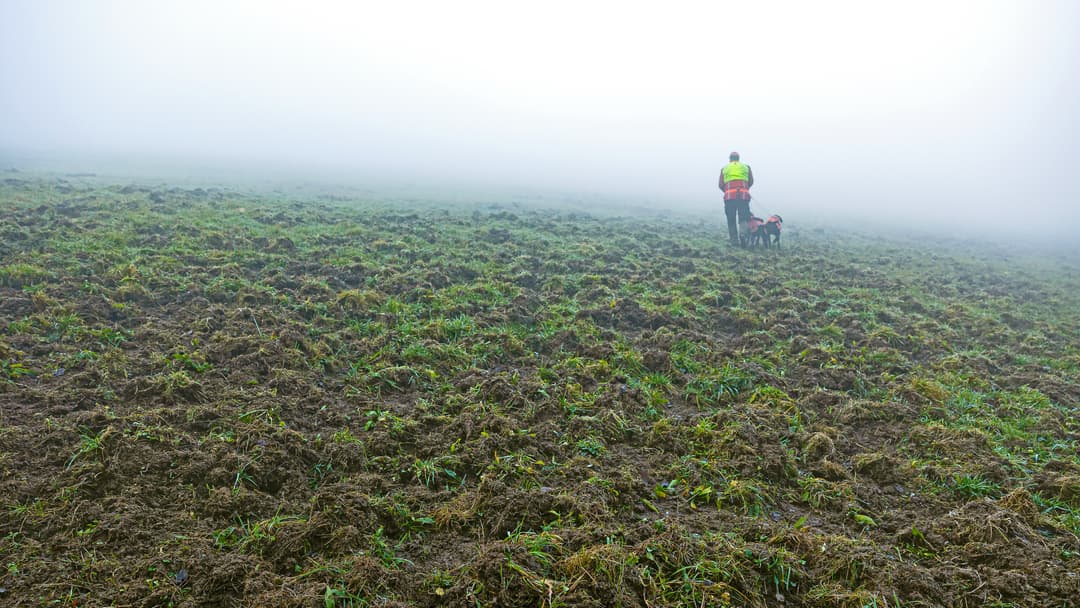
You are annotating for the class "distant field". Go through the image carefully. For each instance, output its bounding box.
[0,176,1077,607]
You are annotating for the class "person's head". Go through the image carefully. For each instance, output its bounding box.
[729,151,740,161]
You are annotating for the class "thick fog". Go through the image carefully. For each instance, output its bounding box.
[2,1,1079,239]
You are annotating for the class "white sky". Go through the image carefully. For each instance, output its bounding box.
[2,0,1078,235]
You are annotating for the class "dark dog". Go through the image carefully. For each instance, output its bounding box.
[747,215,766,247]
[762,215,783,248]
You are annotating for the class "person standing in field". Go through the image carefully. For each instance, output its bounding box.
[718,151,754,246]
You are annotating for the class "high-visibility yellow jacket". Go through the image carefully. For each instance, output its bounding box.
[722,161,751,184]
[719,161,754,201]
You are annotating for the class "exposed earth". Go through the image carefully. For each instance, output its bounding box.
[1,177,1078,607]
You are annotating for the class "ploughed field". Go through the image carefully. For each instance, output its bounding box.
[1,176,1078,608]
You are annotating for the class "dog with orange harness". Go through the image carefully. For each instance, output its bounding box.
[762,215,783,248]
[747,215,767,248]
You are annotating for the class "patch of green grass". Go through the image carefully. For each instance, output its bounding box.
[683,364,753,405]
[66,427,112,469]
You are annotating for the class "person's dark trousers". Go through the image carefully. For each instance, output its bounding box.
[724,199,751,245]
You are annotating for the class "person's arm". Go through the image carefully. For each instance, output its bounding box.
[747,166,754,188]
[718,169,725,190]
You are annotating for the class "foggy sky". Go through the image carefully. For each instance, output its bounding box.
[2,1,1079,238]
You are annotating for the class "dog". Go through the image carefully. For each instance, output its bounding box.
[762,215,783,248]
[746,215,766,247]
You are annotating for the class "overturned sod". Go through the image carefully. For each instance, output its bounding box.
[0,177,1077,607]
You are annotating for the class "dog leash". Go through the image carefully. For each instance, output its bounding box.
[749,196,784,221]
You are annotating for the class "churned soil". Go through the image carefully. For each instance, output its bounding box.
[0,177,1078,607]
